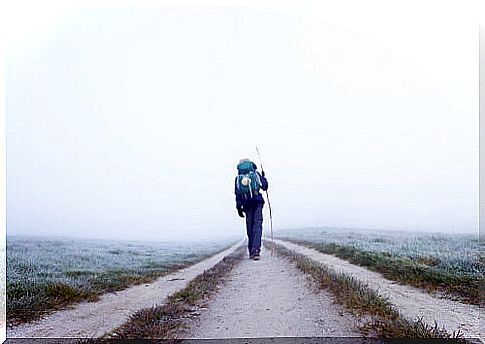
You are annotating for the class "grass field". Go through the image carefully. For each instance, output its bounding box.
[7,235,237,325]
[276,227,482,304]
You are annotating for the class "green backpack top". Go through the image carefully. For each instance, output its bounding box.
[236,161,262,200]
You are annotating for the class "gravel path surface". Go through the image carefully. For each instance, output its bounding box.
[186,250,360,339]
[7,241,244,338]
[273,239,483,342]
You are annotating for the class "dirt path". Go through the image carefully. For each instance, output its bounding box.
[7,238,482,341]
[273,239,483,342]
[185,250,359,339]
[7,241,244,338]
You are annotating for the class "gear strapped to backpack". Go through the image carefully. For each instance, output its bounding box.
[235,160,262,200]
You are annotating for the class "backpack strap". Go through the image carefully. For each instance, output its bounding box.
[255,172,262,188]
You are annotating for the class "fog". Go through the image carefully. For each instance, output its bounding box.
[6,3,479,241]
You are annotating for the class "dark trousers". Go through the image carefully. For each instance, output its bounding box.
[244,202,263,256]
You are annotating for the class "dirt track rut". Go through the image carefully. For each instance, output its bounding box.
[186,250,359,339]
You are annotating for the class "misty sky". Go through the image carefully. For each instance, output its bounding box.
[6,3,479,241]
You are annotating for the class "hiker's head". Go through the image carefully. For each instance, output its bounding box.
[239,158,250,164]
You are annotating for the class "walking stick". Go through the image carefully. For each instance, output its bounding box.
[255,146,274,246]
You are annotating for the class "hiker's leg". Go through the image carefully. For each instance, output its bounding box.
[251,203,263,255]
[245,206,255,255]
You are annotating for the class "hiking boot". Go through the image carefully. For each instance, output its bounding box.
[253,254,260,261]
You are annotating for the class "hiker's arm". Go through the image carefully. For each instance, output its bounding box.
[259,172,268,191]
[235,177,242,209]
[235,178,244,217]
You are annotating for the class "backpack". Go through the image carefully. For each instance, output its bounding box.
[235,161,262,200]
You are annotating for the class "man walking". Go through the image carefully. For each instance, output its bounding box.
[234,158,268,260]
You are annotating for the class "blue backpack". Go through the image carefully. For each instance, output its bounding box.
[235,161,262,200]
